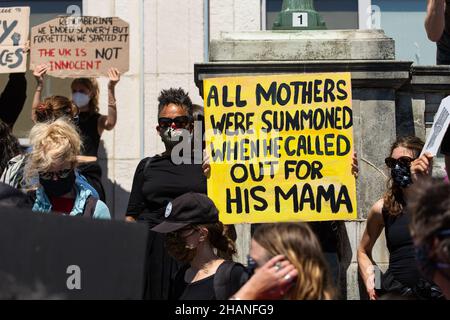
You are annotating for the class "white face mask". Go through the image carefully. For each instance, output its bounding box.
[72,92,91,108]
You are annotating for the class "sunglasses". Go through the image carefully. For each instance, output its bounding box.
[39,168,72,180]
[167,228,197,240]
[385,156,414,169]
[158,116,190,129]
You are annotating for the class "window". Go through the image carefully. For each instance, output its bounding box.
[0,0,83,138]
[372,0,435,65]
[264,0,435,65]
[265,0,359,30]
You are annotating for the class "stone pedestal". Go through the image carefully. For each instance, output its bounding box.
[209,30,395,61]
[194,30,447,299]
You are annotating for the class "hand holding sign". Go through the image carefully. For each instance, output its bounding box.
[411,152,433,183]
[421,96,450,157]
[202,149,211,178]
[107,67,120,87]
[33,64,49,86]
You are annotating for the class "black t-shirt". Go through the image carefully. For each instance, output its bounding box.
[126,154,207,226]
[77,112,101,157]
[175,262,247,300]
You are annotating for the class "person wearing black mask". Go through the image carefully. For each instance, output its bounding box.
[24,119,110,219]
[357,136,444,300]
[125,88,207,300]
[152,192,247,300]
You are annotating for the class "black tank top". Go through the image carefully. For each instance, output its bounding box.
[77,112,101,157]
[437,0,450,64]
[382,208,422,288]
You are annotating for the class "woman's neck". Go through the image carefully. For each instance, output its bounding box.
[190,244,220,271]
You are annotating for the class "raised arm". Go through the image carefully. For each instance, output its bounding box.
[31,64,49,122]
[357,199,385,300]
[98,68,120,134]
[425,0,446,42]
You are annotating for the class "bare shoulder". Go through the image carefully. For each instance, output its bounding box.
[370,198,384,216]
[367,198,385,227]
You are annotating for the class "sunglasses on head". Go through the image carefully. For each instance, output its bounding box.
[158,116,190,129]
[39,168,72,180]
[385,156,414,169]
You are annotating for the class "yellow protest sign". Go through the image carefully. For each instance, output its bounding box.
[204,73,357,224]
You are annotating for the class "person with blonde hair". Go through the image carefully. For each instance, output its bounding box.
[25,119,110,219]
[231,222,335,300]
[32,65,121,202]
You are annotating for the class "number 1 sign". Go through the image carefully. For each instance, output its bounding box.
[292,12,308,28]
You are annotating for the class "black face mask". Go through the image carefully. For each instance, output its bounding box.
[39,171,75,197]
[391,163,412,188]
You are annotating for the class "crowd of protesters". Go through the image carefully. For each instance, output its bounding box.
[1,76,449,300]
[1,4,450,300]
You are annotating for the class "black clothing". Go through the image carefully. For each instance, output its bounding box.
[310,221,339,253]
[0,182,32,208]
[380,208,443,299]
[437,0,450,65]
[382,208,421,288]
[78,112,101,157]
[126,154,207,300]
[77,162,105,202]
[76,112,105,201]
[172,262,248,300]
[0,73,27,129]
[126,155,207,225]
[179,274,216,300]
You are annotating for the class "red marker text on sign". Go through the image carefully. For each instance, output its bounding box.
[39,48,55,57]
[49,60,102,71]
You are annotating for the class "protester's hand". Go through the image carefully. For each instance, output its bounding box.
[22,40,30,54]
[108,68,121,87]
[202,149,211,178]
[125,216,137,223]
[411,152,433,183]
[33,64,48,86]
[366,273,378,300]
[352,152,359,179]
[231,255,298,300]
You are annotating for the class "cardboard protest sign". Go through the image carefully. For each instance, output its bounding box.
[0,7,30,73]
[421,96,450,156]
[204,73,357,224]
[30,16,129,78]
